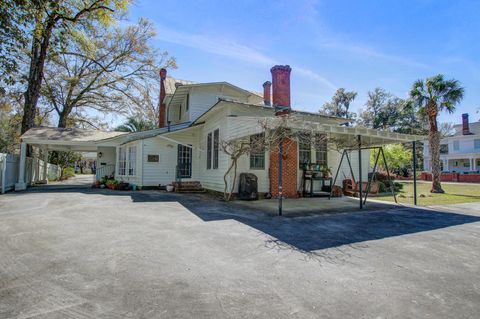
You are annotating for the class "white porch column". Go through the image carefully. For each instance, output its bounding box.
[34,156,40,183]
[1,153,7,194]
[470,158,474,171]
[15,142,27,191]
[40,147,49,184]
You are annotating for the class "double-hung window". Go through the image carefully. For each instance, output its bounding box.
[118,146,136,176]
[299,141,311,168]
[250,133,265,169]
[213,129,219,169]
[128,146,136,176]
[207,133,212,169]
[314,133,328,165]
[475,139,480,150]
[453,140,460,151]
[118,147,127,175]
[206,129,220,169]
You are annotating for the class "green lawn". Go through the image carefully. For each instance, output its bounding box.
[374,181,480,206]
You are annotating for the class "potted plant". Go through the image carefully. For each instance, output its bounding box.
[320,165,332,178]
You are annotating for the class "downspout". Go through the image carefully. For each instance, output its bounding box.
[167,102,171,132]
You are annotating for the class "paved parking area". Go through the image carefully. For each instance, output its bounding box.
[1,185,480,318]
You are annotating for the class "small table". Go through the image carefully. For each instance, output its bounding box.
[302,172,332,199]
[310,176,332,198]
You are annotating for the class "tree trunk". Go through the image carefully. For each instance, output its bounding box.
[228,160,238,201]
[21,17,56,134]
[427,106,444,193]
[58,112,69,128]
[223,159,235,201]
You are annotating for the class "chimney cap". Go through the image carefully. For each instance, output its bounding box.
[263,81,271,87]
[159,68,167,79]
[270,65,291,73]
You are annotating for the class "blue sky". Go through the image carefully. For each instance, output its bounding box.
[128,0,480,125]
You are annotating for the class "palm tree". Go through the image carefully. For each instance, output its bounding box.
[409,74,464,193]
[115,117,156,132]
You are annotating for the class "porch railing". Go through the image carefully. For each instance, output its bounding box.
[95,164,115,181]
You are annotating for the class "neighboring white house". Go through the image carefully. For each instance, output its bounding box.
[423,113,480,173]
[16,65,421,196]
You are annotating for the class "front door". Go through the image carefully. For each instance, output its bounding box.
[177,144,192,178]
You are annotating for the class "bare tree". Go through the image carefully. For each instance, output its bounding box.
[20,0,130,134]
[41,18,175,128]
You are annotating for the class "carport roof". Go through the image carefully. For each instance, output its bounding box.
[22,127,126,142]
[21,127,127,151]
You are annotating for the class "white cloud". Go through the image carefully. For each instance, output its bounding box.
[321,40,429,69]
[154,26,337,90]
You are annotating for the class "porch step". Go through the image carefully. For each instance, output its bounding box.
[172,181,205,193]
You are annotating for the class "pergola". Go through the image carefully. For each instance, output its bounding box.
[288,123,424,214]
[15,127,126,190]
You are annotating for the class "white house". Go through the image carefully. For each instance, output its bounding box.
[16,65,421,197]
[423,113,480,174]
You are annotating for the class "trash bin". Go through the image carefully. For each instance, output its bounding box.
[238,173,258,200]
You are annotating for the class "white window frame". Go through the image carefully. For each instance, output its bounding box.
[249,133,265,170]
[474,139,480,150]
[118,147,127,176]
[128,146,136,176]
[118,145,136,176]
[453,140,460,151]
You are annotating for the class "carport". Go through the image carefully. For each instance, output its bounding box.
[15,127,126,190]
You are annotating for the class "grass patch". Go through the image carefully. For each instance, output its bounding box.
[375,181,480,206]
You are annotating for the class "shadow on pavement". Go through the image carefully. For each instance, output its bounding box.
[17,187,480,253]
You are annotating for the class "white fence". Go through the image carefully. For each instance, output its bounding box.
[0,153,61,193]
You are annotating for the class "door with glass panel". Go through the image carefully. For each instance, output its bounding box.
[177,144,192,178]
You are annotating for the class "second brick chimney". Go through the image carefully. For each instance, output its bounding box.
[462,113,471,135]
[158,68,167,128]
[263,81,271,106]
[271,65,291,115]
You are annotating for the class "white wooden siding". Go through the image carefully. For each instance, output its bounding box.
[97,147,115,166]
[196,108,231,192]
[140,128,200,187]
[188,86,259,123]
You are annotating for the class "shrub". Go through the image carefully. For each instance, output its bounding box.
[378,181,387,193]
[61,167,75,180]
[393,182,403,191]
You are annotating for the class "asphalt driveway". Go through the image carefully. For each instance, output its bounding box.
[1,184,480,318]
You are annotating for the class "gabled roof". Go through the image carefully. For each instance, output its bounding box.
[453,121,480,136]
[168,81,263,109]
[164,76,196,95]
[192,98,350,125]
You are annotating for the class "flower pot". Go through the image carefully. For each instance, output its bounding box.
[166,185,174,192]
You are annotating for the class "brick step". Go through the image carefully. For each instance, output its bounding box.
[175,189,206,193]
[172,181,202,187]
[175,187,204,191]
[172,181,205,193]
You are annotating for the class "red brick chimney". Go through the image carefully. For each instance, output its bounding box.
[462,113,471,135]
[158,68,167,128]
[268,65,298,199]
[271,65,291,115]
[263,81,271,106]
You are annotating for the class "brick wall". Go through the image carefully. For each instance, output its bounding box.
[421,171,480,183]
[269,138,298,198]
